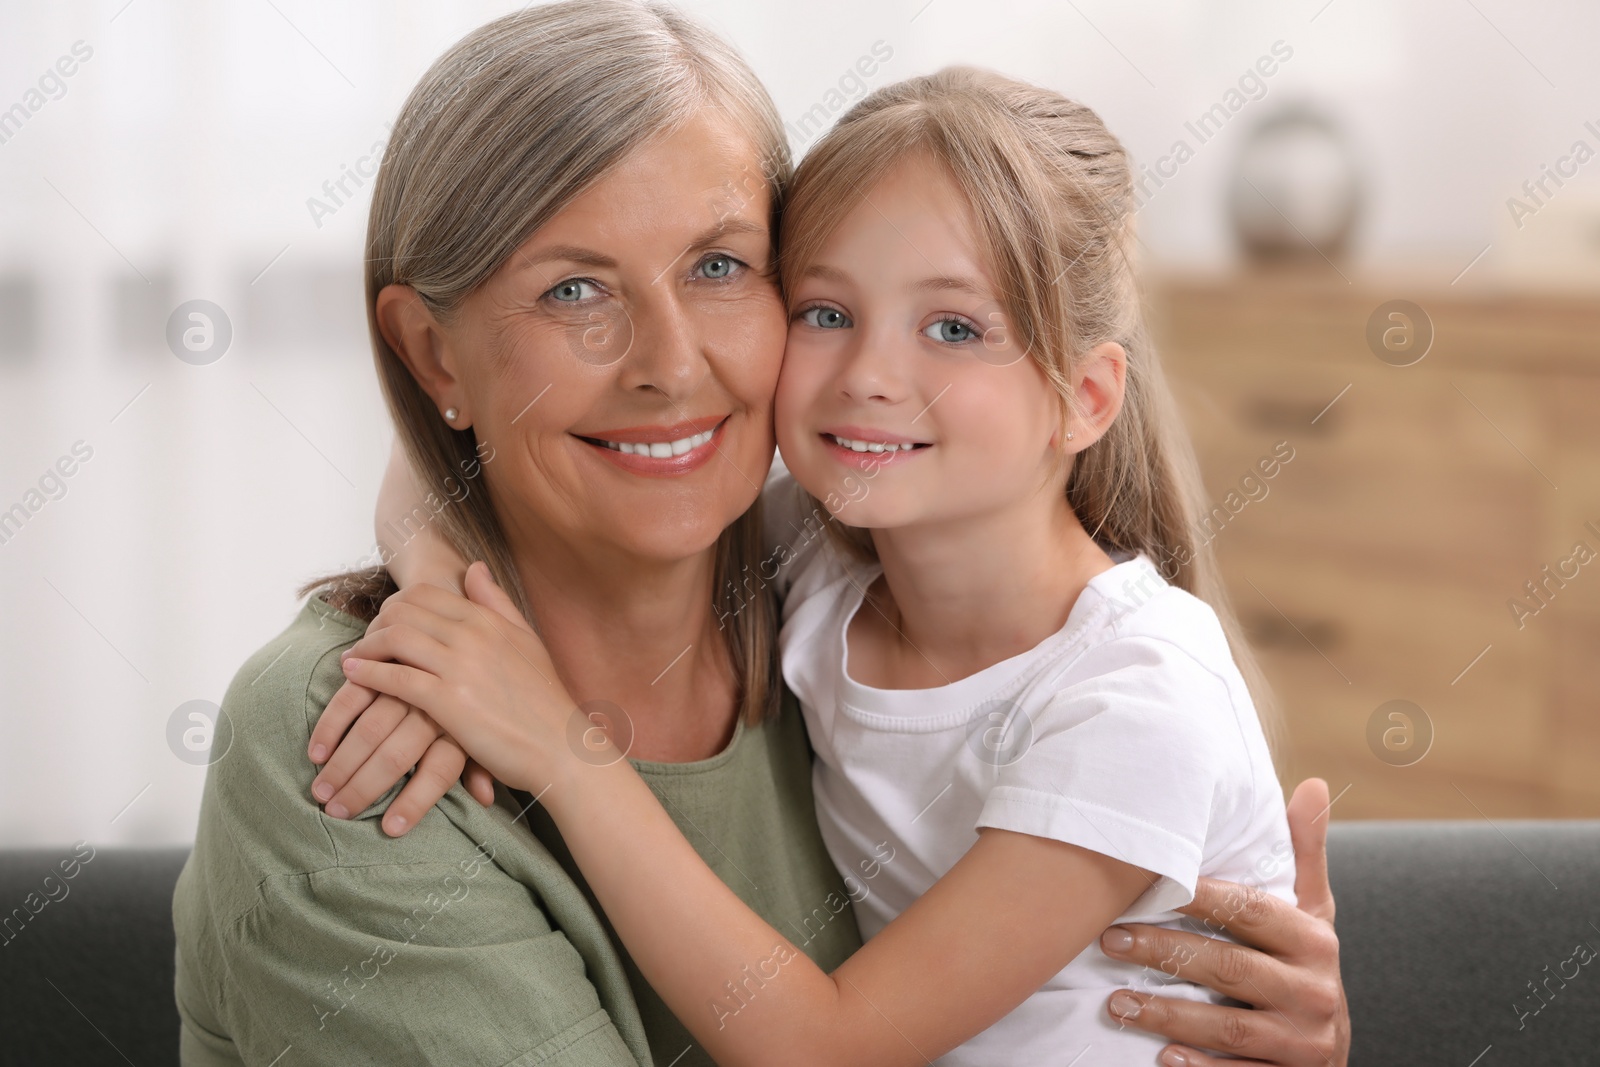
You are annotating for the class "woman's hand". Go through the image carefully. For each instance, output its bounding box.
[1098,778,1349,1066]
[338,562,586,796]
[308,676,495,835]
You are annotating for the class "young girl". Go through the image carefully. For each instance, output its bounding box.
[330,67,1294,1065]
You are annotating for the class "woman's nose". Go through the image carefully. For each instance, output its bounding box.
[616,290,708,402]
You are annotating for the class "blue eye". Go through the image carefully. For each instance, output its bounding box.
[548,279,599,303]
[801,306,852,329]
[923,318,978,344]
[698,255,740,280]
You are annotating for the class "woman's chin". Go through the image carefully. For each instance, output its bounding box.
[600,511,741,566]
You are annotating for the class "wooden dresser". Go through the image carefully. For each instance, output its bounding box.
[1148,269,1600,818]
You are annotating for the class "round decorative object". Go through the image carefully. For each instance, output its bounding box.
[1229,104,1362,261]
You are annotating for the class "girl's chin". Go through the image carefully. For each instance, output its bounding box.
[817,493,901,531]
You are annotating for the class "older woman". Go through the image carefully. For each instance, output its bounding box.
[172,3,1349,1065]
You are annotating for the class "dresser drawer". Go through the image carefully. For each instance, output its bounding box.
[1164,358,1545,595]
[1146,271,1600,817]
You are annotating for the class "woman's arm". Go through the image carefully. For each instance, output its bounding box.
[1098,778,1349,1066]
[339,563,1156,1067]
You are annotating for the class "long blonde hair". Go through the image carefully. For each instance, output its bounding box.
[306,0,790,723]
[779,66,1278,744]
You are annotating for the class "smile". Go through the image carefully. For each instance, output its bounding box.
[826,434,928,454]
[593,427,717,457]
[575,416,729,476]
[818,428,932,471]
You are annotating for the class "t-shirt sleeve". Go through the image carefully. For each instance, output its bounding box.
[975,636,1237,919]
[173,607,645,1067]
[194,860,641,1067]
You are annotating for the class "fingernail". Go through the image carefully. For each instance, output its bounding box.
[386,815,408,835]
[339,648,351,659]
[325,801,348,820]
[309,744,327,763]
[342,657,362,674]
[1159,1049,1188,1067]
[312,780,333,801]
[1108,991,1142,1019]
[1102,926,1135,954]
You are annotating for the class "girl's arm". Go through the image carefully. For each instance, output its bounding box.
[339,563,1156,1067]
[307,439,489,832]
[314,456,801,831]
[375,436,470,592]
[549,757,1153,1067]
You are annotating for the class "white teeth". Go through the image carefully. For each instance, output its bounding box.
[829,434,918,454]
[600,428,715,457]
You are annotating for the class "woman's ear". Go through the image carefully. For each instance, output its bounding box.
[376,283,471,428]
[1058,341,1126,452]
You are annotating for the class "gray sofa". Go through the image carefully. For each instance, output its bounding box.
[2,821,1596,1065]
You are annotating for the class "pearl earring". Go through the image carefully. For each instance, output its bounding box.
[1065,430,1076,440]
[444,407,459,423]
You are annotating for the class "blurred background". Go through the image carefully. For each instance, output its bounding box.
[1,0,1595,847]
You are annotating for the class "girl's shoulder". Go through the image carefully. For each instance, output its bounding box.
[1070,554,1238,684]
[1033,555,1266,774]
[759,462,831,601]
[984,557,1289,913]
[760,462,879,617]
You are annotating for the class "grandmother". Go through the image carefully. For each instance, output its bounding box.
[172,3,1349,1064]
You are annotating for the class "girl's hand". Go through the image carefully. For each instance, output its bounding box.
[1098,778,1349,1066]
[338,562,585,795]
[308,676,495,836]
[307,435,490,835]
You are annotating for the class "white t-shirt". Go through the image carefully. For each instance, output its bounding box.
[763,470,1295,1067]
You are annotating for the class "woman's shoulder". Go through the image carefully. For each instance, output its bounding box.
[217,585,373,767]
[215,568,396,773]
[190,590,372,874]
[298,565,396,624]
[195,576,487,879]
[183,582,652,995]
[178,580,650,1064]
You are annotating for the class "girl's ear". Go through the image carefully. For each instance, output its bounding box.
[377,283,472,428]
[1057,341,1126,452]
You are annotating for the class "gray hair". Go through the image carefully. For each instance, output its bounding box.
[311,0,791,723]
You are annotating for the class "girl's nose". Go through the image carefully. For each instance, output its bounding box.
[835,329,911,405]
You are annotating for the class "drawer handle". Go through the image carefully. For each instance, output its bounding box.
[1242,609,1343,651]
[1240,397,1339,436]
